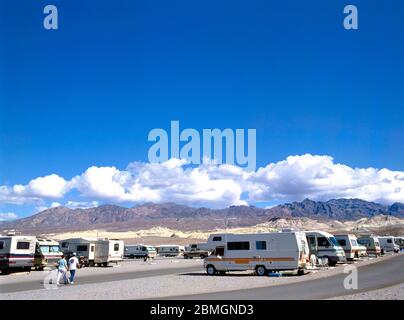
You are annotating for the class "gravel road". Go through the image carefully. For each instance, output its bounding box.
[0,254,402,300]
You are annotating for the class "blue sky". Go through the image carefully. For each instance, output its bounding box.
[0,1,403,219]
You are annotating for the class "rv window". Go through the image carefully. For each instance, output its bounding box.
[337,239,346,246]
[17,242,30,250]
[212,236,222,242]
[358,239,370,247]
[91,246,95,252]
[50,245,60,252]
[40,245,50,253]
[141,247,147,251]
[114,244,120,251]
[77,245,88,252]
[351,240,358,247]
[61,242,68,248]
[317,237,330,247]
[227,241,250,250]
[0,241,3,250]
[256,241,267,250]
[387,239,392,244]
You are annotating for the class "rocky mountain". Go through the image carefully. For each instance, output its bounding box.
[1,199,403,233]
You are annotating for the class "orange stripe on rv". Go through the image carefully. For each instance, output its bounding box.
[206,257,295,263]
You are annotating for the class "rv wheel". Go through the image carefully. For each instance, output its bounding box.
[255,266,267,276]
[200,254,206,259]
[206,265,217,276]
[102,262,109,267]
[218,271,226,276]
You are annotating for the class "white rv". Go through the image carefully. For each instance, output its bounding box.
[59,238,124,267]
[305,231,346,266]
[394,237,404,251]
[0,235,36,274]
[378,236,400,253]
[124,244,157,259]
[157,245,185,257]
[357,235,381,256]
[34,238,63,270]
[334,234,367,260]
[204,231,310,276]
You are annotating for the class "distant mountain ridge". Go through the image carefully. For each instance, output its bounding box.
[1,198,403,233]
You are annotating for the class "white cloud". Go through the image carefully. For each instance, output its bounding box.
[0,212,18,221]
[247,154,404,204]
[1,154,404,208]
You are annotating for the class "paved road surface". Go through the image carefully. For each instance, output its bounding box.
[169,254,404,299]
[0,265,202,294]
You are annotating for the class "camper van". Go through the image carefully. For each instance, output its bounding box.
[34,239,63,270]
[157,245,185,257]
[124,244,157,259]
[357,235,381,256]
[184,243,212,259]
[334,234,366,260]
[60,238,124,267]
[0,235,36,274]
[305,231,346,266]
[378,236,400,253]
[204,231,310,276]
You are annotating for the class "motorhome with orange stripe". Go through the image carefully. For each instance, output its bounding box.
[0,235,36,274]
[204,231,310,276]
[334,234,367,260]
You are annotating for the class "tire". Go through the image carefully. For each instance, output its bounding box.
[218,271,226,276]
[130,255,135,259]
[102,262,109,267]
[297,269,305,276]
[200,254,206,259]
[255,265,267,276]
[206,265,217,276]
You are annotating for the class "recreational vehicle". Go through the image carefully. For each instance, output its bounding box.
[394,237,404,251]
[0,235,36,274]
[357,235,381,256]
[204,231,310,276]
[334,234,367,260]
[378,236,400,253]
[34,239,63,270]
[60,238,124,267]
[184,243,212,259]
[157,245,185,257]
[124,244,157,259]
[305,231,346,266]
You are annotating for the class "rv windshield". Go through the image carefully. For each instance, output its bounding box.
[40,245,60,253]
[329,237,341,247]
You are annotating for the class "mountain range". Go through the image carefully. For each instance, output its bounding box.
[1,198,403,233]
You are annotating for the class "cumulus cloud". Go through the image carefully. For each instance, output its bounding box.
[0,212,18,221]
[1,155,404,208]
[247,154,404,204]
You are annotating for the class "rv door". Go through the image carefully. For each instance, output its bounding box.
[307,235,317,255]
[89,244,95,260]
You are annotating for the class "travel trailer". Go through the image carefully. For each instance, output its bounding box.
[357,235,382,256]
[305,231,346,266]
[60,238,124,267]
[378,236,400,253]
[204,231,310,276]
[334,234,366,260]
[0,235,36,274]
[184,243,212,259]
[157,245,185,257]
[34,239,63,270]
[124,244,157,259]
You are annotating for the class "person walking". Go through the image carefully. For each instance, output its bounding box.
[56,255,68,285]
[68,252,79,285]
